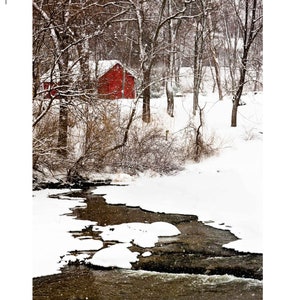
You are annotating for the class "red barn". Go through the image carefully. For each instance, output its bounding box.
[42,82,59,99]
[97,60,135,100]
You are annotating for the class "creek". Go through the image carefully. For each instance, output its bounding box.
[33,189,262,299]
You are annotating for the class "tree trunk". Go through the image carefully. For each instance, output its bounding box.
[166,81,174,117]
[78,39,92,91]
[231,0,261,127]
[207,10,223,100]
[231,54,247,127]
[142,68,151,123]
[165,0,177,118]
[211,54,223,100]
[231,96,239,127]
[193,68,200,116]
[56,39,70,156]
[195,105,205,161]
[193,20,204,116]
[57,98,69,156]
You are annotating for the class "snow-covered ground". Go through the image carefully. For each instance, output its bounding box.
[93,91,263,255]
[32,189,102,277]
[32,91,263,278]
[32,189,183,276]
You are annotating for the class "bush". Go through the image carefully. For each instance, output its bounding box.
[182,120,218,162]
[102,124,184,175]
[32,112,59,171]
[32,98,218,183]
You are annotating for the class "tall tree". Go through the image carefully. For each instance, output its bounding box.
[129,0,190,123]
[165,0,183,117]
[219,0,242,94]
[206,0,223,100]
[33,0,130,156]
[33,1,73,156]
[231,0,262,127]
[192,0,208,115]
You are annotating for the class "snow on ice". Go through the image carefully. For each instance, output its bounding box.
[93,222,180,248]
[88,243,139,269]
[88,222,180,269]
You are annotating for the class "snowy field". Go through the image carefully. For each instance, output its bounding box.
[32,91,263,278]
[93,91,263,255]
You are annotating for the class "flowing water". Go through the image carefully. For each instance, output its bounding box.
[33,266,262,300]
[33,189,263,299]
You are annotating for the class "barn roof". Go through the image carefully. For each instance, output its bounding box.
[96,60,136,78]
[96,60,121,77]
[40,59,135,83]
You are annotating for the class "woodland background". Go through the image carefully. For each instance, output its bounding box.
[32,0,263,182]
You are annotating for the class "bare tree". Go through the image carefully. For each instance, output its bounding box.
[231,0,262,127]
[165,0,184,117]
[219,0,242,94]
[192,0,208,115]
[33,1,78,156]
[33,0,130,156]
[206,1,223,100]
[129,0,191,123]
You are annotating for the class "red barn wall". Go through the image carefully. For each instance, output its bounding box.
[98,64,135,99]
[43,82,59,99]
[124,73,135,99]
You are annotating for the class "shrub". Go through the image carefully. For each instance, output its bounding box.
[102,124,184,175]
[182,118,219,162]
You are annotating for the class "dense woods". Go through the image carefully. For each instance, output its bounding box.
[32,0,263,183]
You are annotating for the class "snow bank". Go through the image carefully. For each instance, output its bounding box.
[93,147,262,254]
[32,189,103,277]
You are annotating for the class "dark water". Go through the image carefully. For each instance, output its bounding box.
[33,189,263,299]
[33,266,262,300]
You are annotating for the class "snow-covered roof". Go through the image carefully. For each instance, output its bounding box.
[96,60,122,78]
[95,60,136,78]
[40,59,135,83]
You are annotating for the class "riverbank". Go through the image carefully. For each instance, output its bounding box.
[33,189,262,299]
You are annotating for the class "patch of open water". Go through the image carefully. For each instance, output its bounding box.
[33,188,262,299]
